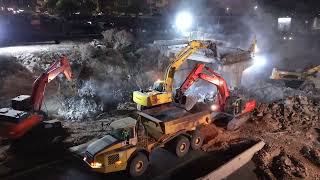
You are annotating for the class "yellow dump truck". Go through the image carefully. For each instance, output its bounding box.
[83,104,212,177]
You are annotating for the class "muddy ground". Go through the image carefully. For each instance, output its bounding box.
[200,94,320,179]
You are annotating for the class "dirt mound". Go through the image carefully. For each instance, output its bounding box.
[254,95,319,131]
[0,56,33,106]
[239,94,320,179]
[253,145,307,180]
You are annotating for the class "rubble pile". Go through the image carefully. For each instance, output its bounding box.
[56,30,169,120]
[240,94,320,179]
[244,81,320,102]
[254,95,320,131]
[253,146,307,180]
[0,29,169,120]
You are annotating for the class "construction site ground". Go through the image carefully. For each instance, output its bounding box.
[0,30,319,179]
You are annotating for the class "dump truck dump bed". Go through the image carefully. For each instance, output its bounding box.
[146,106,191,122]
[138,104,211,139]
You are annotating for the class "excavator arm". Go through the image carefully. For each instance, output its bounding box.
[175,63,256,130]
[30,56,73,111]
[306,65,320,75]
[175,63,229,111]
[163,40,217,92]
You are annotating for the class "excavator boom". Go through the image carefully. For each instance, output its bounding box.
[306,65,320,75]
[31,56,73,111]
[175,63,229,111]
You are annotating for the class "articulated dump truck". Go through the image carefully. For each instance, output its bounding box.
[83,104,213,177]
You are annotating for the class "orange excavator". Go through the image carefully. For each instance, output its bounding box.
[175,63,256,130]
[0,56,73,140]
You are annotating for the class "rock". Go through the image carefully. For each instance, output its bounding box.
[265,113,272,119]
[300,146,320,167]
[253,145,308,180]
[271,151,307,179]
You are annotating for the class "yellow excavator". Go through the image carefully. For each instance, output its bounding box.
[270,65,320,91]
[133,40,218,110]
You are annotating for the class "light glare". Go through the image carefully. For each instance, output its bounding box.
[253,55,266,67]
[211,104,219,111]
[176,12,193,31]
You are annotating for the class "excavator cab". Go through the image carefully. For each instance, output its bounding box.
[152,80,165,92]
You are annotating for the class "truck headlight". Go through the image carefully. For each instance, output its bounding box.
[115,160,122,166]
[90,162,102,168]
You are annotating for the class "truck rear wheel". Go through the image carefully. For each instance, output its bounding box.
[171,136,190,157]
[190,131,204,150]
[128,153,149,177]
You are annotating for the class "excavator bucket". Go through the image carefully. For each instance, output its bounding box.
[227,114,250,131]
[185,95,198,111]
[227,100,256,131]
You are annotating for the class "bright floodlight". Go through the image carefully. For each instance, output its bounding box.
[253,55,266,67]
[176,12,193,31]
[278,17,291,23]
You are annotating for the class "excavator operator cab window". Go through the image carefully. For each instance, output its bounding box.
[152,81,165,92]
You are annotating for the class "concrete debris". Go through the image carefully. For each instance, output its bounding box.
[58,97,103,120]
[244,80,320,103]
[117,102,136,111]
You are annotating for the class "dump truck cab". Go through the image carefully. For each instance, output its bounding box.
[84,117,146,175]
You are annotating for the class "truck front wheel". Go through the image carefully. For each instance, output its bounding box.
[171,136,190,157]
[128,153,149,177]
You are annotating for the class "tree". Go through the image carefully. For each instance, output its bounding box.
[56,0,80,16]
[79,0,97,14]
[127,0,148,14]
[44,0,98,16]
[44,0,59,13]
